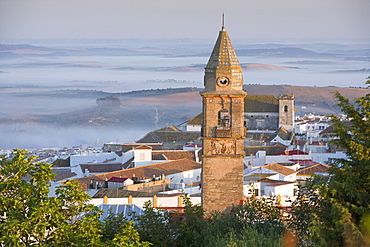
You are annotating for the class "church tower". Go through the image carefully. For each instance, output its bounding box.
[278,94,295,132]
[201,23,247,214]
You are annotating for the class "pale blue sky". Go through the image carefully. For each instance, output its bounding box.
[1,0,369,41]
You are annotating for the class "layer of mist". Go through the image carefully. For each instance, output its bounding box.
[1,41,369,149]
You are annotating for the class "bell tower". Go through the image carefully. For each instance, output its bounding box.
[201,23,247,214]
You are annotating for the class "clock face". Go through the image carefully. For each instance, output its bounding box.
[217,76,229,87]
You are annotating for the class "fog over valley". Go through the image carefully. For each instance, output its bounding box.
[0,41,369,149]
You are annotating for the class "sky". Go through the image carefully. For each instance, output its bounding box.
[1,0,370,42]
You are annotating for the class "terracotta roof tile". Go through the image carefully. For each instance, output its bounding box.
[262,163,297,176]
[297,163,330,176]
[152,154,166,160]
[76,158,201,188]
[135,145,153,150]
[93,188,152,198]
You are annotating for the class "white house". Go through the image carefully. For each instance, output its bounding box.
[264,181,297,197]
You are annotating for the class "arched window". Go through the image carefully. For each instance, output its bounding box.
[284,105,288,112]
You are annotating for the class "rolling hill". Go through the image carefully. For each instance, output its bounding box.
[12,85,367,129]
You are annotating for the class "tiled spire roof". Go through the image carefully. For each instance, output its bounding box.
[205,26,241,69]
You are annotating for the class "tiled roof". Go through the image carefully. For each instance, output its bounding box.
[93,188,152,198]
[187,95,279,122]
[265,181,296,187]
[52,157,70,167]
[275,127,293,141]
[76,158,201,188]
[244,145,286,156]
[245,173,276,179]
[137,130,201,144]
[52,168,71,176]
[187,113,203,125]
[156,125,180,132]
[297,163,330,176]
[55,172,77,182]
[113,143,163,154]
[152,150,196,161]
[244,95,279,112]
[246,132,277,141]
[80,163,123,173]
[152,154,166,160]
[206,26,241,69]
[289,160,318,167]
[102,157,117,163]
[122,157,134,169]
[262,163,297,176]
[135,145,153,150]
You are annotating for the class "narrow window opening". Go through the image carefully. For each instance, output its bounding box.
[218,109,230,128]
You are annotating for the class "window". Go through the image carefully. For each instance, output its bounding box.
[218,109,230,128]
[284,105,288,112]
[140,153,145,161]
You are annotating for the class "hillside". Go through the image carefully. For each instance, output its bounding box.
[25,85,369,128]
[3,85,368,129]
[243,84,369,115]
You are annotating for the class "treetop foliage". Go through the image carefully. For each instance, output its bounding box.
[0,149,150,246]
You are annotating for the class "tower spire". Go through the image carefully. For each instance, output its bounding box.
[204,19,243,91]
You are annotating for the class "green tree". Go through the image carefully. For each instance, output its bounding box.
[292,79,370,246]
[108,221,152,247]
[0,149,150,247]
[133,201,174,247]
[318,79,370,245]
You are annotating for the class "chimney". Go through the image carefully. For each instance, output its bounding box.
[85,169,89,177]
[195,145,200,163]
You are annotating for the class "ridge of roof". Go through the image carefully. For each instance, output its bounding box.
[155,125,180,132]
[135,144,153,150]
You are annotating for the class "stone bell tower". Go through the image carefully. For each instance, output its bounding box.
[201,23,247,214]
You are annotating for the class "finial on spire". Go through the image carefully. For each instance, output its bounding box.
[222,13,225,30]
